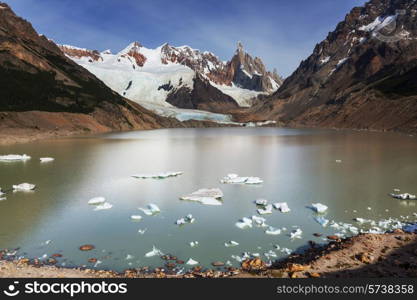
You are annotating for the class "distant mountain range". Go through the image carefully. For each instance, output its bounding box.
[59,41,282,113]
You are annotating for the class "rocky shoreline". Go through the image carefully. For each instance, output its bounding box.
[1,230,416,278]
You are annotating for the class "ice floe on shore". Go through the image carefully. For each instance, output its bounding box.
[180,188,223,205]
[220,173,263,185]
[13,183,36,191]
[131,171,183,179]
[145,246,163,257]
[0,154,31,161]
[139,204,161,215]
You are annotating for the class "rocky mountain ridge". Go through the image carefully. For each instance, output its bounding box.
[248,0,417,133]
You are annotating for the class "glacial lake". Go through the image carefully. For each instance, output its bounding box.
[0,127,417,272]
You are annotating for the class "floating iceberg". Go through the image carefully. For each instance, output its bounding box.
[186,258,199,265]
[131,172,183,179]
[139,204,161,215]
[290,228,303,239]
[40,157,54,163]
[0,154,31,161]
[255,199,268,206]
[88,197,106,205]
[126,254,134,260]
[220,173,263,185]
[273,202,290,213]
[265,226,281,235]
[403,223,417,233]
[138,228,147,234]
[390,193,416,200]
[13,183,36,191]
[257,204,273,215]
[309,203,328,213]
[94,202,113,210]
[131,215,142,221]
[251,215,267,227]
[176,214,195,225]
[264,250,277,259]
[224,241,239,247]
[314,216,329,227]
[180,188,223,206]
[235,217,253,229]
[335,160,342,163]
[145,246,163,257]
[281,248,292,255]
[189,241,199,247]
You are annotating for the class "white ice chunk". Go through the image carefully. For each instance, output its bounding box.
[255,198,268,206]
[189,241,199,247]
[176,214,195,225]
[40,157,54,163]
[126,254,134,260]
[0,154,31,161]
[273,202,290,213]
[131,171,183,179]
[265,226,281,235]
[235,217,253,229]
[309,203,328,213]
[251,215,267,227]
[88,197,106,205]
[390,193,416,200]
[224,240,239,247]
[145,246,163,257]
[139,203,161,215]
[257,204,273,215]
[186,258,199,265]
[138,228,147,234]
[13,183,36,191]
[290,228,302,239]
[180,188,223,205]
[131,215,142,221]
[314,216,329,227]
[94,202,113,210]
[220,174,263,185]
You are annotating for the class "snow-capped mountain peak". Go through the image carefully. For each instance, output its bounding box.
[59,41,282,111]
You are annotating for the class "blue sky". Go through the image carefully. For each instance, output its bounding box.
[6,0,367,77]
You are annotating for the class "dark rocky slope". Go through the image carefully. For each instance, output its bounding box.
[249,0,417,133]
